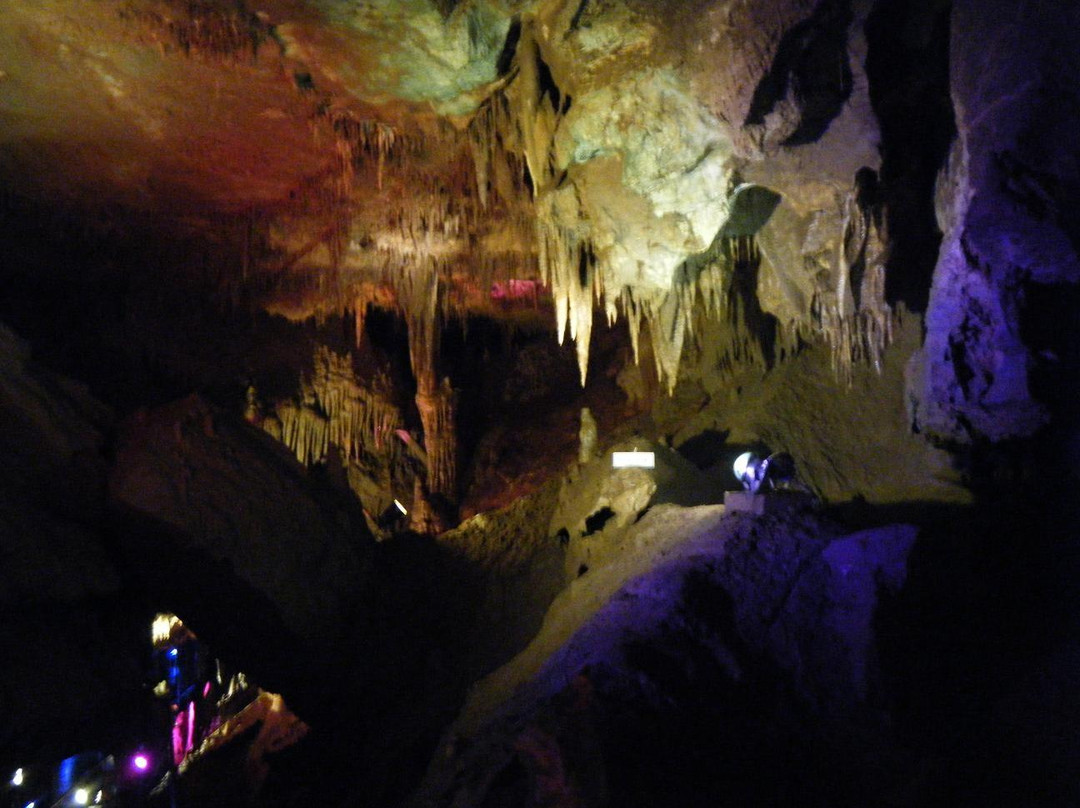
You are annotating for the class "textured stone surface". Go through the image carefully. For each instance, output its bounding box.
[0,2,1077,801]
[911,0,1080,443]
[417,507,918,807]
[0,0,900,390]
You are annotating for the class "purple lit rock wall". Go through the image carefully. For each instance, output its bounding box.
[418,509,918,807]
[911,0,1080,443]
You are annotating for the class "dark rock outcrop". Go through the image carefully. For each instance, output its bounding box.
[417,507,917,807]
[108,395,376,728]
[0,324,145,769]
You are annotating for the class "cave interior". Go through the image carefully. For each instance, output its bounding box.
[1,0,1078,806]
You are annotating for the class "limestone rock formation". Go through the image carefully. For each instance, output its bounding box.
[0,0,1078,803]
[911,0,1080,443]
[0,0,906,396]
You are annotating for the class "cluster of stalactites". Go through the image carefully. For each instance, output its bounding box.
[614,238,742,394]
[331,112,424,195]
[275,393,329,466]
[467,92,534,213]
[537,204,601,385]
[269,346,400,467]
[809,180,897,383]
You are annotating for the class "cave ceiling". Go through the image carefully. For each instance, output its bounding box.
[0,0,898,390]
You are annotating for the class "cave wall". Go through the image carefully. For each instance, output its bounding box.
[911,0,1080,444]
[1,1,1079,801]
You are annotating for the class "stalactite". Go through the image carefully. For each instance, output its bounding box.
[311,347,401,461]
[809,172,898,383]
[268,347,401,467]
[275,393,329,467]
[534,189,600,385]
[611,233,810,394]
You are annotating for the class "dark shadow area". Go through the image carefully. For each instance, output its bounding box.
[495,17,522,76]
[730,247,779,367]
[745,0,854,146]
[674,428,730,470]
[865,0,955,312]
[583,506,616,536]
[0,195,336,416]
[830,477,1079,806]
[350,532,488,808]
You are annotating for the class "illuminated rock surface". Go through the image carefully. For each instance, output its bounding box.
[0,0,1078,805]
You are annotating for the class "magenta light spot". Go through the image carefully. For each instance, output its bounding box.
[203,681,211,698]
[133,755,149,771]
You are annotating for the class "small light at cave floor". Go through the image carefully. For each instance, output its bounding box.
[94,791,103,804]
[73,788,89,805]
[612,451,655,469]
[24,802,34,808]
[11,768,24,786]
[133,754,149,771]
[393,499,407,515]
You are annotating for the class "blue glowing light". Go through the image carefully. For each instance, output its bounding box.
[58,757,77,794]
[168,648,178,658]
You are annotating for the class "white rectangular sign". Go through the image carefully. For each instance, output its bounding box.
[611,451,655,469]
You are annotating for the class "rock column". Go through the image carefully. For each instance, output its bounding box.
[405,274,459,532]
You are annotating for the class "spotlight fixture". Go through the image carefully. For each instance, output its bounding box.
[733,451,761,492]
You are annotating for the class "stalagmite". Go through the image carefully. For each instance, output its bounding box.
[579,407,597,464]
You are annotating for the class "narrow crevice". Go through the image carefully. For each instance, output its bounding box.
[495,17,522,77]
